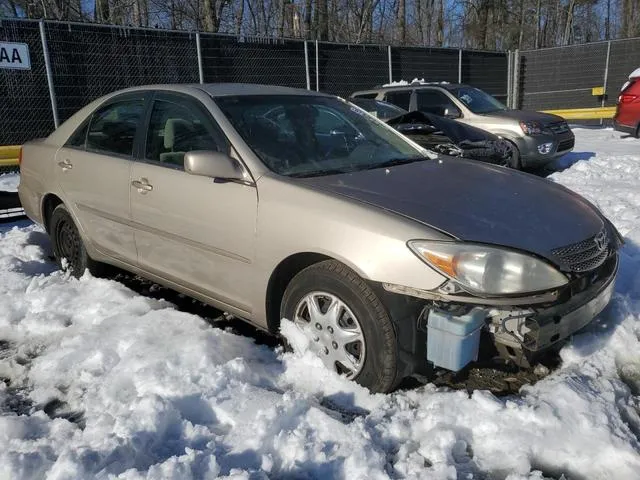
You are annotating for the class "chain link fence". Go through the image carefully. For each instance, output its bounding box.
[1,18,508,146]
[201,35,307,88]
[45,23,200,122]
[0,20,53,145]
[516,37,640,113]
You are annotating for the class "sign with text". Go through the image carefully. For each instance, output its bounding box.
[0,42,31,70]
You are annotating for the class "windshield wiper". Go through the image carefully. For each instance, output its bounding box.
[366,157,428,171]
[288,168,352,178]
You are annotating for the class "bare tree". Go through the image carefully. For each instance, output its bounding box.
[397,0,406,44]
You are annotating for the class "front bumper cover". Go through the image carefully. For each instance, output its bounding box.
[492,253,618,365]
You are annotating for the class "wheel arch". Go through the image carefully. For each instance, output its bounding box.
[265,251,373,334]
[41,193,64,233]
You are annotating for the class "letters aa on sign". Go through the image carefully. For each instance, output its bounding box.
[0,43,31,70]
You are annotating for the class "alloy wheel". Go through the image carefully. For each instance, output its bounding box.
[293,291,366,377]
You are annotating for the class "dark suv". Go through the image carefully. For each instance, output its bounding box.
[351,81,575,169]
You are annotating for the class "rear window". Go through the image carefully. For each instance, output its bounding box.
[352,93,378,99]
[383,91,411,110]
[621,79,637,93]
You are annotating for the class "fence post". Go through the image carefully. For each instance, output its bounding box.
[304,41,311,90]
[39,19,59,129]
[458,49,462,83]
[507,50,512,108]
[513,49,520,109]
[387,46,392,84]
[601,40,611,125]
[315,40,319,92]
[196,32,204,84]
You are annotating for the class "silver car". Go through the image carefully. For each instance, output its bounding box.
[351,82,575,169]
[19,84,619,393]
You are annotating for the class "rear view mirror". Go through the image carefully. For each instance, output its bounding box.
[444,106,462,119]
[184,151,245,181]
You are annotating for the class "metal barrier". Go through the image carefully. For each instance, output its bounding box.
[1,18,508,146]
[513,37,640,118]
[0,146,20,172]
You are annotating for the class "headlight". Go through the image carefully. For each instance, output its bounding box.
[520,120,544,135]
[408,241,568,295]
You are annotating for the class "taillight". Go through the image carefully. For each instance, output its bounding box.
[620,94,638,104]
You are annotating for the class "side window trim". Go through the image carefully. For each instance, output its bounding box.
[415,88,461,116]
[64,118,90,151]
[383,89,412,111]
[84,93,148,160]
[137,91,230,170]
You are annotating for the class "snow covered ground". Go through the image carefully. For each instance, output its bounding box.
[0,172,19,192]
[1,127,640,479]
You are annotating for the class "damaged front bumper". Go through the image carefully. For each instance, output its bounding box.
[489,254,617,367]
[384,252,618,371]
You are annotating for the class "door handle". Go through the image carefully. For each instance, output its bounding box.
[57,159,73,171]
[131,178,153,194]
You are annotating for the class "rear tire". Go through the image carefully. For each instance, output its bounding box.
[280,260,400,393]
[49,204,105,278]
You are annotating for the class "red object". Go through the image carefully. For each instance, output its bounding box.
[614,74,640,137]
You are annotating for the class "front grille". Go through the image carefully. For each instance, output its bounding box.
[557,138,575,152]
[567,254,617,297]
[547,121,570,134]
[551,229,610,272]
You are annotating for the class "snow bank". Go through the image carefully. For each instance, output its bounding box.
[0,173,19,192]
[382,79,450,87]
[0,128,639,478]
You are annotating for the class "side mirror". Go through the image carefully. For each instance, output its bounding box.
[444,106,462,119]
[184,151,245,181]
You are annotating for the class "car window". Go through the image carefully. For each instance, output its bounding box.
[145,98,221,168]
[349,99,407,120]
[264,105,357,136]
[352,93,378,99]
[86,100,144,156]
[416,90,457,116]
[315,108,357,134]
[65,121,89,149]
[216,95,427,177]
[383,91,412,110]
[451,87,507,114]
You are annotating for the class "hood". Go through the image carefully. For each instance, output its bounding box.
[387,111,497,143]
[485,109,564,125]
[298,159,605,265]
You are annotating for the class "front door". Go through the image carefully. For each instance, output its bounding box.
[130,92,257,313]
[55,94,147,264]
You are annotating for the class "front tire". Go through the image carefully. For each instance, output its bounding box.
[281,260,399,393]
[49,204,104,278]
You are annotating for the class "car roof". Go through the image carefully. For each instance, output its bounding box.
[352,82,467,95]
[380,82,464,90]
[115,83,334,98]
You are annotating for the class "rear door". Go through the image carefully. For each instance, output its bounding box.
[382,90,413,111]
[130,92,258,313]
[414,88,460,117]
[55,93,147,264]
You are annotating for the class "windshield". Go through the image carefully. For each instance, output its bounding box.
[349,98,407,121]
[216,95,427,177]
[452,87,507,114]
